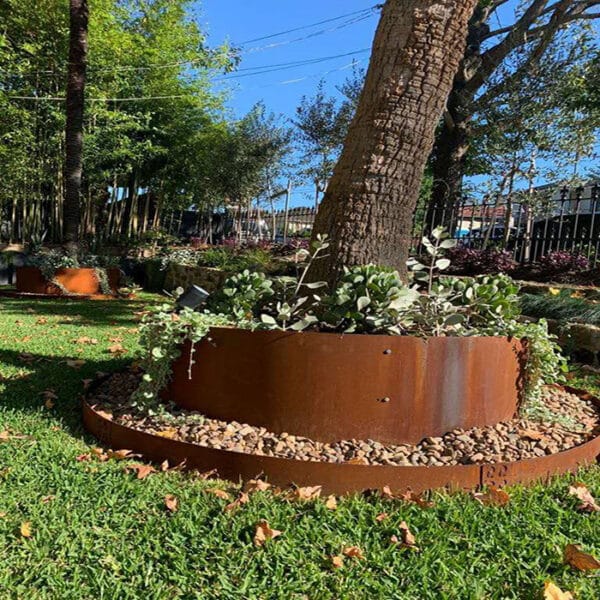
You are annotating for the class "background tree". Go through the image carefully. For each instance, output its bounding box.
[308,0,479,284]
[429,0,600,219]
[63,0,89,251]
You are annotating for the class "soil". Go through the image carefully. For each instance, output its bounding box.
[87,371,600,467]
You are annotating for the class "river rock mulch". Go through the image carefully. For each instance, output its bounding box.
[88,371,600,467]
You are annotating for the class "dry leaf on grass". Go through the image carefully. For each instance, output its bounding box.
[563,544,600,571]
[0,430,28,442]
[253,520,282,546]
[473,487,510,507]
[206,488,231,500]
[342,546,364,560]
[107,343,127,355]
[20,522,32,538]
[76,453,91,462]
[243,479,271,493]
[293,486,322,501]
[40,495,55,504]
[324,495,338,510]
[126,464,156,480]
[107,449,136,461]
[568,483,600,512]
[391,521,419,551]
[543,581,574,600]
[164,494,178,513]
[381,485,395,499]
[74,336,97,345]
[35,317,48,325]
[375,512,389,522]
[330,555,344,569]
[225,492,250,512]
[400,490,434,508]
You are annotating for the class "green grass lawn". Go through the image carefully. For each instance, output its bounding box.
[0,294,599,600]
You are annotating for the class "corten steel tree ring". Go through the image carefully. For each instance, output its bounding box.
[82,389,600,496]
[14,266,121,298]
[164,328,526,445]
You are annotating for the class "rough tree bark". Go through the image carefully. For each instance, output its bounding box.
[63,0,88,252]
[308,0,479,284]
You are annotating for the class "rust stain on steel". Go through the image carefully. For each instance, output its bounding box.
[16,267,120,296]
[82,389,600,495]
[164,328,525,445]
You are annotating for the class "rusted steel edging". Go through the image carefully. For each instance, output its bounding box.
[165,328,526,445]
[82,389,600,495]
[16,266,121,296]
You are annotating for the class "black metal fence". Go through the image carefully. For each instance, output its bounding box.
[414,184,600,266]
[172,183,600,266]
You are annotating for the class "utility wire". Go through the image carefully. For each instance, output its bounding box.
[238,4,380,44]
[7,50,369,101]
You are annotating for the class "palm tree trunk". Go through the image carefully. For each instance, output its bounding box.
[308,0,478,284]
[63,0,88,253]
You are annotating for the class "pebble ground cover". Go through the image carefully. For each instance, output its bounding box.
[0,294,598,599]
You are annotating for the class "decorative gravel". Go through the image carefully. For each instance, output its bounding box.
[88,371,600,467]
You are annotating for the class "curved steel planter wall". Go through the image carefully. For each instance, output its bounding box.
[16,267,120,296]
[164,328,525,445]
[83,398,600,495]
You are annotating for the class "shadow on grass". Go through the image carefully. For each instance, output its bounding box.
[0,346,130,437]
[0,296,159,328]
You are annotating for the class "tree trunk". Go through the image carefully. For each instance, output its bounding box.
[308,0,478,284]
[63,0,88,253]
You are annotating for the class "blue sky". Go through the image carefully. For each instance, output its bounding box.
[194,2,597,206]
[199,1,380,119]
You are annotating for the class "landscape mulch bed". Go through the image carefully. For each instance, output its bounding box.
[88,371,600,468]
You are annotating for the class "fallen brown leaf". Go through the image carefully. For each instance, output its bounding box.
[543,581,574,600]
[35,317,48,325]
[330,555,344,569]
[375,512,389,522]
[107,343,127,355]
[107,449,135,461]
[324,495,338,510]
[224,492,250,512]
[293,486,322,501]
[243,479,271,493]
[76,453,91,462]
[253,520,282,546]
[20,522,32,538]
[40,495,55,504]
[391,521,419,551]
[155,428,178,440]
[401,490,434,508]
[381,485,394,499]
[347,456,368,465]
[342,546,364,560]
[0,430,28,442]
[563,544,600,571]
[74,336,98,345]
[568,483,600,513]
[519,429,545,441]
[206,488,231,500]
[164,494,178,513]
[473,486,510,507]
[127,464,156,480]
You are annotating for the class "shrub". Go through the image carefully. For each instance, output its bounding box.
[448,246,516,275]
[538,251,589,274]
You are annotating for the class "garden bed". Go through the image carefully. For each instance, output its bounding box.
[84,370,600,494]
[164,329,525,445]
[14,266,121,298]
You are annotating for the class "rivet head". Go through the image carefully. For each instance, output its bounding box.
[380,397,390,403]
[383,349,392,355]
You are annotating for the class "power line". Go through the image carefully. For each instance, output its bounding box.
[7,50,370,102]
[238,4,381,45]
